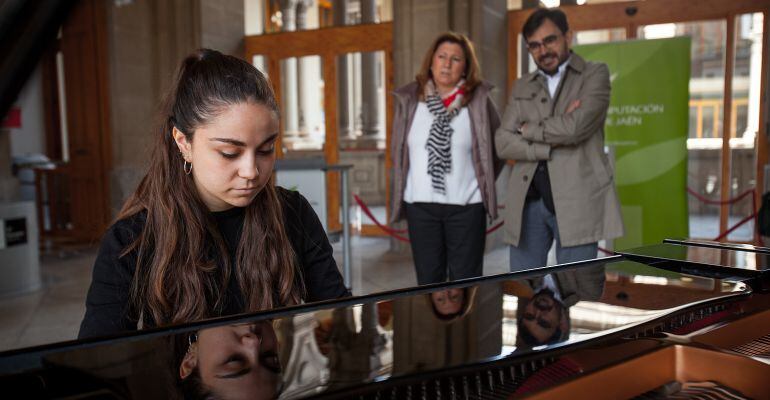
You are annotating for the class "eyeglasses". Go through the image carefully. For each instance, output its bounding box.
[526,34,561,52]
[522,312,554,330]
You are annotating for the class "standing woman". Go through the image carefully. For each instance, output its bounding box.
[79,49,349,339]
[390,32,501,285]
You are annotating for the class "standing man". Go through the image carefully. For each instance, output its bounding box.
[495,8,623,271]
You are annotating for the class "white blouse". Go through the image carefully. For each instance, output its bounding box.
[404,102,482,205]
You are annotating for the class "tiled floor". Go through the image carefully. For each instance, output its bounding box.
[0,236,511,352]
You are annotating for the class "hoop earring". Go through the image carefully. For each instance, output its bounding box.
[183,160,192,175]
[186,332,198,354]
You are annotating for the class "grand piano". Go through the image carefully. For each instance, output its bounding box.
[3,5,770,400]
[1,239,769,399]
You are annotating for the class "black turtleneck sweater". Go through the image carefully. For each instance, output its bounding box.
[78,187,350,339]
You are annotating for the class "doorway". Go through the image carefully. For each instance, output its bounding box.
[39,0,111,245]
[508,0,769,244]
[245,22,394,233]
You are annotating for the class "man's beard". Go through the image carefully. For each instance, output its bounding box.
[537,46,568,75]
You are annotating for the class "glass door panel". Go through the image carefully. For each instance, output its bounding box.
[279,55,326,156]
[336,51,388,230]
[574,28,626,45]
[639,20,727,240]
[727,13,764,241]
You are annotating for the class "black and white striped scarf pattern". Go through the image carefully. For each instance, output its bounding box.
[425,80,464,195]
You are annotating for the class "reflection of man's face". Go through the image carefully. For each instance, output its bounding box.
[181,321,281,400]
[521,291,562,344]
[431,288,465,316]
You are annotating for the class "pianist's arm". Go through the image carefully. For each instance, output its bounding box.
[78,214,143,339]
[280,188,351,302]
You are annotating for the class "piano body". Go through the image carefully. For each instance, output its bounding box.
[2,5,770,399]
[1,239,770,399]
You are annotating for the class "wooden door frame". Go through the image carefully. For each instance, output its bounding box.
[245,22,393,232]
[508,0,770,243]
[40,0,112,242]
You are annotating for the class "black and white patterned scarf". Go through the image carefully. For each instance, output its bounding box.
[425,79,465,195]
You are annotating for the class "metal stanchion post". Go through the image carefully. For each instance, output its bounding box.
[341,168,351,289]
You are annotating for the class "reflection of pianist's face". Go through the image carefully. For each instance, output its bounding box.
[431,288,465,316]
[521,292,561,344]
[181,321,281,400]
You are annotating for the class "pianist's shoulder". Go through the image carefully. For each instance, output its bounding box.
[276,185,315,220]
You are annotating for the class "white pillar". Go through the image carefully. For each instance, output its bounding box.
[296,0,322,145]
[280,0,299,139]
[746,13,763,140]
[244,0,265,35]
[352,52,362,133]
[360,0,379,138]
[334,0,352,140]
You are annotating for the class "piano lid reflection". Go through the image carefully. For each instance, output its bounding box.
[3,240,770,399]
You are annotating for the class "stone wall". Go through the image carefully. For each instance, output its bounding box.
[107,0,244,214]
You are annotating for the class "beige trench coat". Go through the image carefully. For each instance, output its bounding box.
[495,53,624,247]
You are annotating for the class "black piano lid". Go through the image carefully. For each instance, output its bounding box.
[618,241,770,279]
[0,257,750,399]
[663,238,770,254]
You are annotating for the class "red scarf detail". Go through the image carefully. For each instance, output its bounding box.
[442,87,466,108]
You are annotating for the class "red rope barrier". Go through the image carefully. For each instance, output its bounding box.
[352,194,410,242]
[353,195,506,242]
[598,247,615,255]
[686,187,754,205]
[685,187,759,242]
[356,186,760,246]
[713,212,757,242]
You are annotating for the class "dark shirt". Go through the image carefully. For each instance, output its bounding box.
[526,162,555,213]
[78,187,350,339]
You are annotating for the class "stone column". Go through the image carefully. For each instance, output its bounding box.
[466,0,508,109]
[393,0,449,88]
[334,0,352,141]
[520,0,540,76]
[352,52,362,134]
[296,0,321,143]
[199,0,245,57]
[747,13,763,139]
[280,0,300,142]
[279,314,330,398]
[359,0,380,144]
[327,305,385,387]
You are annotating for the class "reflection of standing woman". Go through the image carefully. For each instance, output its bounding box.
[391,32,501,285]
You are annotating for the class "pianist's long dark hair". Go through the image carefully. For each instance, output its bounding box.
[118,49,302,327]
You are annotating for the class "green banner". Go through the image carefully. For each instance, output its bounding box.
[575,37,691,250]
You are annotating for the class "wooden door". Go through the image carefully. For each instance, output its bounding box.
[245,23,394,233]
[43,0,111,243]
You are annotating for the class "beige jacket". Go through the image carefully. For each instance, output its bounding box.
[390,81,501,223]
[495,54,624,247]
